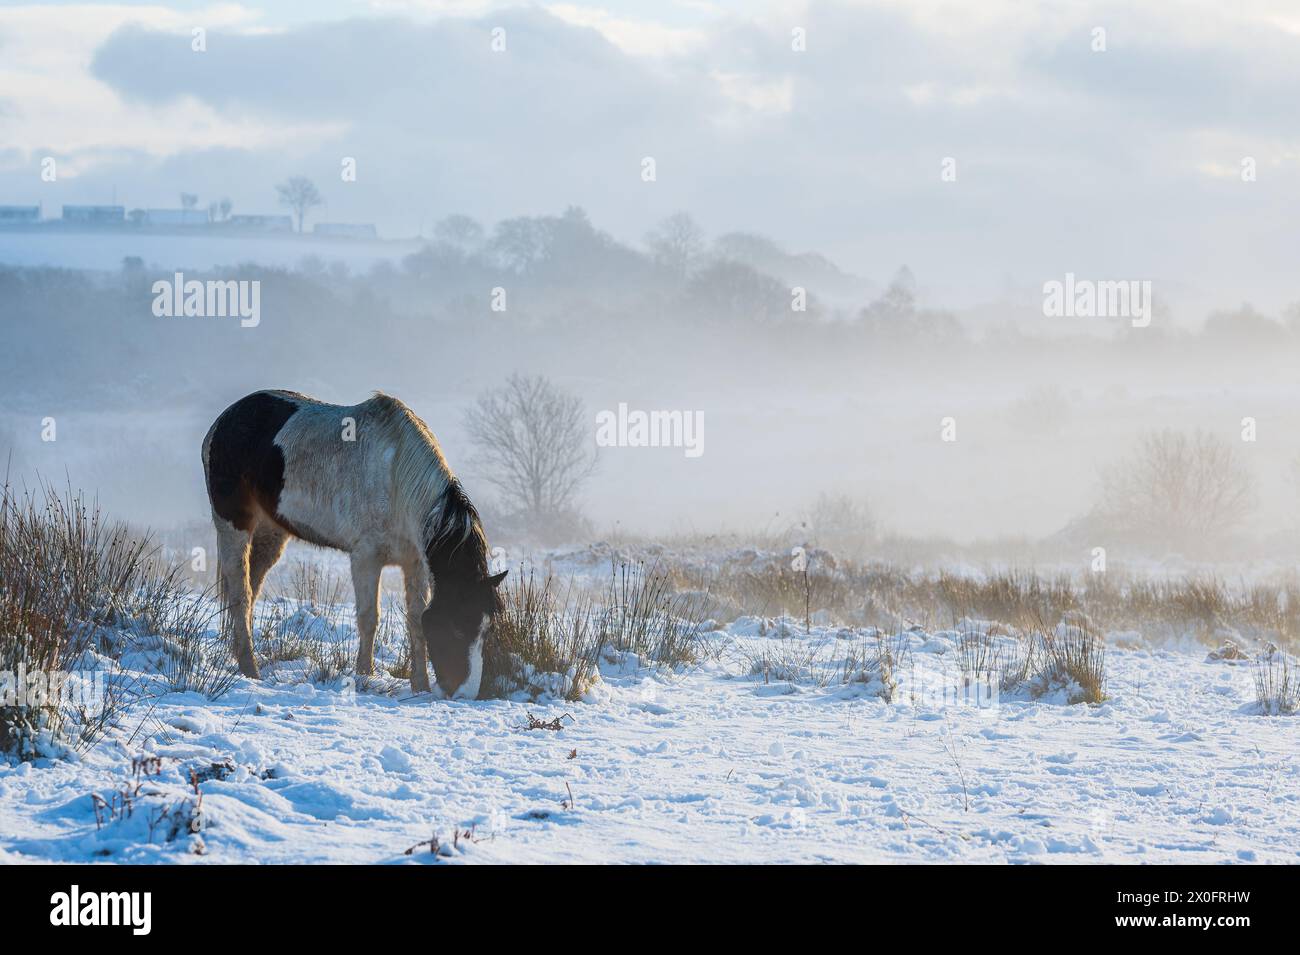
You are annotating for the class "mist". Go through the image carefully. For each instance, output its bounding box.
[3,0,1300,564]
[6,0,1300,876]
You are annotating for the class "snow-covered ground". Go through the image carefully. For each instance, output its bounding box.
[2,595,1296,864]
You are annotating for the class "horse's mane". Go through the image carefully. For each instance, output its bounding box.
[425,478,490,577]
[369,393,488,579]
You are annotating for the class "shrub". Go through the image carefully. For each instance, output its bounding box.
[485,570,606,701]
[148,588,238,700]
[1031,623,1107,704]
[840,631,908,701]
[601,561,709,668]
[1,482,239,758]
[1094,429,1255,554]
[256,562,357,684]
[485,561,711,700]
[1253,649,1298,715]
[0,482,155,757]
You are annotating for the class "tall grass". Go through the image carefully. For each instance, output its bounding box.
[485,561,712,701]
[149,587,239,699]
[0,482,149,754]
[601,561,709,666]
[1253,649,1298,715]
[1031,623,1107,704]
[485,570,606,701]
[0,481,237,758]
[695,555,1300,652]
[256,561,357,683]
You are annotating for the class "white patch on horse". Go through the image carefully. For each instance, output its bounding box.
[452,615,489,700]
[270,396,450,550]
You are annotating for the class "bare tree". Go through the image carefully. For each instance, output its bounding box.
[645,212,705,279]
[807,492,877,561]
[488,217,547,273]
[1097,429,1255,551]
[433,214,484,250]
[464,374,596,525]
[276,176,323,233]
[180,192,198,210]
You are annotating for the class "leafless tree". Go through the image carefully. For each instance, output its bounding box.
[1097,429,1255,551]
[276,176,323,233]
[645,212,705,279]
[433,214,484,250]
[464,374,597,523]
[807,492,877,561]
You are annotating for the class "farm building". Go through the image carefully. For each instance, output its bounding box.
[62,205,124,224]
[0,205,40,224]
[142,208,209,227]
[228,214,294,232]
[313,222,378,239]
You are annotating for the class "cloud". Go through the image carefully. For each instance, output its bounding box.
[74,9,726,232]
[0,2,302,168]
[1,1,1298,308]
[544,4,706,58]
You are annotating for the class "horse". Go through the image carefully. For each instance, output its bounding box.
[201,389,506,698]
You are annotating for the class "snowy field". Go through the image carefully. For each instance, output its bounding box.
[1,578,1296,865]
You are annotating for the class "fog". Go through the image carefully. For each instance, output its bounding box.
[2,1,1299,563]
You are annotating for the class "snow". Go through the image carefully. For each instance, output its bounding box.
[2,593,1298,864]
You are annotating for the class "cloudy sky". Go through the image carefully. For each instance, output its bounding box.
[2,0,1298,310]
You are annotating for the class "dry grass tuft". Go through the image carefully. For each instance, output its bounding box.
[485,570,606,701]
[486,561,711,701]
[1030,622,1107,704]
[1253,649,1298,715]
[255,562,359,683]
[0,481,232,757]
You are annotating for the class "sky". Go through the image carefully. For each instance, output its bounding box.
[1,0,1299,310]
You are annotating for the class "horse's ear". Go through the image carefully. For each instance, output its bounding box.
[487,570,508,588]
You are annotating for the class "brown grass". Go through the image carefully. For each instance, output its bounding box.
[1253,650,1298,715]
[0,481,223,757]
[486,562,712,701]
[484,570,606,701]
[690,555,1300,654]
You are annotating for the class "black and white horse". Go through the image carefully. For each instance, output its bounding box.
[201,390,506,698]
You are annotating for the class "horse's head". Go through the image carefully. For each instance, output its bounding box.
[421,570,507,699]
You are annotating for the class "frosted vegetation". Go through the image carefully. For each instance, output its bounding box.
[2,481,1296,862]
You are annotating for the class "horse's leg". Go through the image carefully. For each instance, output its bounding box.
[351,553,381,677]
[402,561,432,694]
[248,524,289,621]
[215,515,258,678]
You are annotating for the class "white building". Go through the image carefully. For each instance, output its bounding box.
[313,222,378,239]
[228,214,294,233]
[142,208,210,227]
[0,205,40,224]
[63,205,124,224]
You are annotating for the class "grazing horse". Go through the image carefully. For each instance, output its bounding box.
[201,390,506,698]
